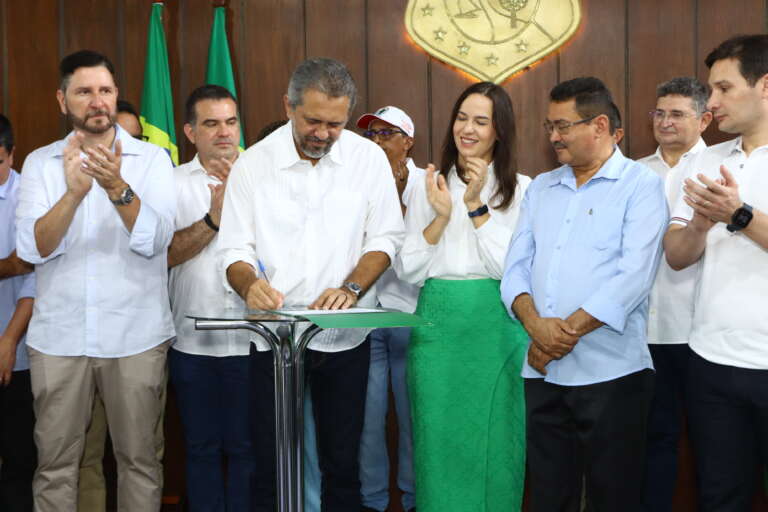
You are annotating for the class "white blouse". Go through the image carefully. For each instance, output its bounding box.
[396,164,531,286]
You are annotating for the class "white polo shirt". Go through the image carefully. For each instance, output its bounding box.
[670,136,768,369]
[638,138,706,344]
[169,155,251,356]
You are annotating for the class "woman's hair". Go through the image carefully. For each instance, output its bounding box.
[439,81,518,210]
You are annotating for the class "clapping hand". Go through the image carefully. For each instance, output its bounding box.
[425,164,451,219]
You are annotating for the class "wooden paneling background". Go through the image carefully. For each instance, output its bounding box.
[2,1,768,510]
[2,0,766,173]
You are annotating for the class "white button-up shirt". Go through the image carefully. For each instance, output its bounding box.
[670,136,768,369]
[0,170,35,371]
[16,126,176,358]
[396,165,530,286]
[169,155,251,356]
[376,159,424,314]
[638,138,706,344]
[218,121,405,352]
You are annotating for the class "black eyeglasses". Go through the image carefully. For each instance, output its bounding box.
[363,128,407,140]
[543,115,598,135]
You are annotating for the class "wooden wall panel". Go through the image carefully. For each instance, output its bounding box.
[5,0,61,167]
[627,0,696,160]
[240,0,304,144]
[177,0,216,162]
[61,0,120,61]
[504,58,559,176]
[120,1,152,111]
[366,0,430,166]
[558,0,627,152]
[0,1,6,114]
[305,0,368,125]
[697,0,767,147]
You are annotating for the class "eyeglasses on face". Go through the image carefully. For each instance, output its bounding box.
[363,128,407,140]
[648,109,700,123]
[543,115,598,135]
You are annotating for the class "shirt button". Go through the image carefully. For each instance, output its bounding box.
[740,164,744,168]
[650,308,657,315]
[565,219,571,224]
[555,245,561,250]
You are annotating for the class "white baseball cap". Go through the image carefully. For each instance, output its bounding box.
[356,106,415,138]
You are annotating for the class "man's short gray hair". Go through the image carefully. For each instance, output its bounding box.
[656,77,709,115]
[286,57,357,112]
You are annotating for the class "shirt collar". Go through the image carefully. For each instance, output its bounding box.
[0,169,15,199]
[56,124,141,157]
[728,135,768,156]
[182,154,205,175]
[549,145,626,188]
[649,137,707,166]
[274,120,344,170]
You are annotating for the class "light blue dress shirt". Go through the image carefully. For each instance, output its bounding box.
[0,170,35,371]
[501,148,668,386]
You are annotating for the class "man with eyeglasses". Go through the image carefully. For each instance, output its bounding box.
[354,106,421,512]
[636,76,711,512]
[501,76,668,512]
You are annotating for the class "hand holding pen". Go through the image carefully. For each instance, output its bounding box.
[245,259,284,310]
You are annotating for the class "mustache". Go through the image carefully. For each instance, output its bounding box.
[552,141,567,150]
[305,135,331,144]
[85,109,110,120]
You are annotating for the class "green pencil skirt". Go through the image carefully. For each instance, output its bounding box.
[408,278,528,512]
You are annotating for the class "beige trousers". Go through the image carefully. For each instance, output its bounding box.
[29,341,169,512]
[77,380,167,512]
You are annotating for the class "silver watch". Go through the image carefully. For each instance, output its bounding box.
[343,281,362,297]
[110,185,135,206]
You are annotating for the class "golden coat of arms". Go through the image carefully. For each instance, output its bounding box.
[405,0,582,83]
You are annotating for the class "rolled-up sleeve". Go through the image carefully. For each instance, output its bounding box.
[394,175,437,286]
[128,150,176,258]
[361,150,405,262]
[16,152,66,264]
[581,174,668,333]
[218,157,257,294]
[500,183,536,319]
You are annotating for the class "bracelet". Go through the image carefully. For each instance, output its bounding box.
[467,204,489,218]
[204,213,219,232]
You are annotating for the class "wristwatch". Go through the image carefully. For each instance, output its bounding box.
[726,203,753,232]
[343,281,362,297]
[110,185,135,206]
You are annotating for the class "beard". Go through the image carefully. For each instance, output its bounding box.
[67,108,116,135]
[292,124,336,159]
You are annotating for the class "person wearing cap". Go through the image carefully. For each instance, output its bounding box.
[355,106,423,512]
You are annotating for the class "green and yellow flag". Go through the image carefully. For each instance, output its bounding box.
[206,5,245,150]
[140,2,178,165]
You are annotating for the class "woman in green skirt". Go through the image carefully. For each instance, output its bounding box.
[395,82,530,511]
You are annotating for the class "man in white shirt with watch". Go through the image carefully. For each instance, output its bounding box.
[15,50,175,512]
[219,57,404,512]
[637,76,711,512]
[167,84,255,510]
[664,34,768,511]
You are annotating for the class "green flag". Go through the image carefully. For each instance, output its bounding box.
[206,6,245,150]
[140,2,178,165]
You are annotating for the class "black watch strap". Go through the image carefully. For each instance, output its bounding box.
[204,213,219,232]
[468,204,489,218]
[726,203,753,232]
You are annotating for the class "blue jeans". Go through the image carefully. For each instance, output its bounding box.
[168,348,255,512]
[360,327,415,511]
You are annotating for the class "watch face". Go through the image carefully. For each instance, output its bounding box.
[735,208,753,226]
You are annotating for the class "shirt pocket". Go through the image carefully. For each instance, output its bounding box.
[589,206,625,250]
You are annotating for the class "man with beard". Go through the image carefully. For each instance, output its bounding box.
[219,57,404,511]
[15,50,175,512]
[167,84,255,510]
